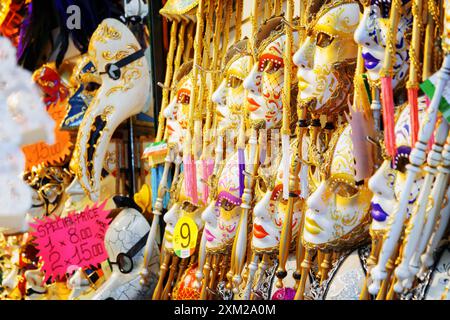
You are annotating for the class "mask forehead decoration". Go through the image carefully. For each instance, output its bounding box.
[243,17,299,130]
[304,125,372,250]
[202,152,242,252]
[369,98,426,232]
[294,0,360,115]
[354,0,412,88]
[73,19,150,201]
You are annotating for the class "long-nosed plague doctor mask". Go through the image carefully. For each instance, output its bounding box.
[73,19,150,202]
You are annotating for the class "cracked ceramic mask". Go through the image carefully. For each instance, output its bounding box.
[243,18,299,129]
[92,207,159,300]
[163,62,193,152]
[252,140,303,252]
[354,0,412,88]
[202,151,243,252]
[304,125,373,249]
[369,98,426,232]
[212,40,252,138]
[163,173,205,252]
[294,0,360,114]
[62,55,101,131]
[73,19,150,201]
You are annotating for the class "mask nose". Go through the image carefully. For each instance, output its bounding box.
[163,98,177,119]
[254,192,271,218]
[306,181,328,213]
[368,161,394,199]
[201,203,217,226]
[293,38,315,70]
[212,81,227,105]
[354,7,373,47]
[243,65,260,93]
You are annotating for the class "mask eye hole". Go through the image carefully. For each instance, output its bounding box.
[316,32,334,48]
[177,92,190,105]
[329,181,359,198]
[257,177,268,194]
[227,76,243,88]
[221,199,236,211]
[258,55,283,74]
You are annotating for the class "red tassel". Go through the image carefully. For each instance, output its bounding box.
[381,77,396,157]
[408,88,419,146]
[183,155,198,204]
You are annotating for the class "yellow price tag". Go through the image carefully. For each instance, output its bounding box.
[173,216,198,258]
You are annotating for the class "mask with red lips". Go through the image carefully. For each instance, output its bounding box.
[243,17,299,129]
[252,139,304,252]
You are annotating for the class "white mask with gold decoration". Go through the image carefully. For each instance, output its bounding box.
[294,0,360,114]
[73,18,150,202]
[304,124,373,249]
[369,98,426,232]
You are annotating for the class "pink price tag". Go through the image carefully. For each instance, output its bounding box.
[30,201,111,282]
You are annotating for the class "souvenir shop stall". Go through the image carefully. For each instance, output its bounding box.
[0,0,450,301]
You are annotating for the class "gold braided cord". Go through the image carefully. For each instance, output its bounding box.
[235,0,243,43]
[220,0,233,62]
[380,0,402,77]
[251,0,262,60]
[282,4,293,136]
[156,20,178,142]
[274,0,283,16]
[277,0,295,289]
[187,0,205,137]
[184,22,196,62]
[171,20,188,101]
[407,0,424,89]
[203,0,225,156]
[422,1,435,79]
[197,1,214,119]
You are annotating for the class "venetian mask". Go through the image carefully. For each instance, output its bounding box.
[212,40,252,138]
[163,174,205,252]
[354,0,412,88]
[163,69,192,152]
[294,0,360,114]
[73,19,150,201]
[303,125,373,249]
[369,98,426,232]
[32,63,69,109]
[202,151,243,252]
[243,18,299,129]
[62,55,101,131]
[92,207,159,300]
[252,140,303,252]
